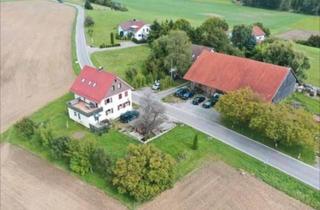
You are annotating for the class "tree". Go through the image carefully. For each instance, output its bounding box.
[147,20,162,43]
[37,122,53,147]
[84,16,94,27]
[67,139,96,175]
[146,30,192,77]
[112,144,175,201]
[84,0,93,10]
[231,24,256,51]
[192,134,199,150]
[173,19,193,37]
[200,17,228,32]
[133,94,166,139]
[215,88,262,125]
[49,136,71,160]
[306,35,320,48]
[90,148,112,177]
[253,40,310,80]
[14,117,36,139]
[110,32,115,45]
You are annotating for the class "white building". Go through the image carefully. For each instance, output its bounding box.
[252,25,266,43]
[67,66,133,129]
[118,19,150,41]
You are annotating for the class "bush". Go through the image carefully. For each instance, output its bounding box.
[125,67,137,83]
[49,136,71,160]
[37,123,53,147]
[297,35,320,48]
[112,144,175,201]
[84,0,93,10]
[14,118,36,139]
[132,73,147,88]
[192,134,199,150]
[84,16,94,27]
[90,148,112,177]
[110,32,115,45]
[99,43,120,48]
[159,76,174,90]
[68,139,96,175]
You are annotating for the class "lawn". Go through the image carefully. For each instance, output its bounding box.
[83,0,319,47]
[283,92,320,114]
[294,43,320,86]
[91,45,150,80]
[1,93,319,209]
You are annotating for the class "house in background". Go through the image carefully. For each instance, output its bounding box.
[67,66,133,129]
[184,50,297,103]
[252,25,266,43]
[118,19,150,40]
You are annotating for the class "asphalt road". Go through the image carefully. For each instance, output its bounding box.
[69,3,320,190]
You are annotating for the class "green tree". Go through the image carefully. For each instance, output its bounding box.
[49,136,71,160]
[84,0,93,10]
[110,32,115,45]
[90,148,112,177]
[215,88,262,125]
[37,123,53,147]
[192,134,199,150]
[173,19,193,37]
[231,24,256,51]
[68,139,96,175]
[84,16,94,27]
[253,40,310,80]
[112,144,175,201]
[14,118,36,139]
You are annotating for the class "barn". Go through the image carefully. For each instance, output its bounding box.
[183,50,297,103]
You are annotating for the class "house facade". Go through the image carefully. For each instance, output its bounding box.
[252,25,266,43]
[67,66,133,129]
[184,51,297,103]
[118,19,150,41]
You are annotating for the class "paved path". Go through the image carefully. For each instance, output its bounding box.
[69,2,320,190]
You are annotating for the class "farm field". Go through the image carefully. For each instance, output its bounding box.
[1,94,319,209]
[0,0,75,132]
[84,0,319,47]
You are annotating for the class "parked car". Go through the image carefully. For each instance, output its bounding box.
[181,90,194,100]
[152,80,160,90]
[120,110,139,123]
[202,99,217,108]
[174,88,188,97]
[192,96,206,105]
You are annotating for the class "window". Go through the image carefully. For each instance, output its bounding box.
[119,93,122,99]
[78,113,81,120]
[125,91,128,97]
[118,83,121,89]
[94,115,99,121]
[74,111,77,116]
[106,108,113,115]
[118,104,122,110]
[105,98,112,105]
[112,85,115,91]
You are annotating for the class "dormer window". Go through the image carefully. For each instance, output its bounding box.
[118,83,121,89]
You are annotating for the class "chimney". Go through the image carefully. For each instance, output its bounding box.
[97,66,103,71]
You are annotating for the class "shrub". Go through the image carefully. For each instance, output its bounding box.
[37,123,53,147]
[49,136,71,160]
[68,139,96,175]
[132,38,147,44]
[125,67,137,83]
[84,0,93,10]
[110,32,115,45]
[90,148,112,177]
[132,73,147,88]
[113,144,175,201]
[14,118,36,139]
[159,75,174,90]
[192,134,199,150]
[84,16,94,27]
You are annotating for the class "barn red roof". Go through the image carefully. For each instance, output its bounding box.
[70,66,117,103]
[120,20,146,31]
[183,51,290,101]
[252,25,265,36]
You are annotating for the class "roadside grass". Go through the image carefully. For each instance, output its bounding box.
[283,92,320,114]
[294,43,320,87]
[84,0,319,47]
[1,94,319,209]
[91,45,150,80]
[70,4,81,75]
[162,94,184,104]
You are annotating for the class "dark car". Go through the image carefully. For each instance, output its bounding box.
[174,88,188,97]
[202,99,217,108]
[192,96,206,105]
[181,91,194,100]
[120,110,139,123]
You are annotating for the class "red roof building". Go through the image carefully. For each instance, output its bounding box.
[119,20,146,32]
[252,25,266,37]
[183,51,297,102]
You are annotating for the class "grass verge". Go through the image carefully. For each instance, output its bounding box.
[283,92,320,114]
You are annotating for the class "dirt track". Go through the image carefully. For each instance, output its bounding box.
[0,143,126,210]
[0,0,75,132]
[140,162,312,210]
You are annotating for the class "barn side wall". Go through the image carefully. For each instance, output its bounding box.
[272,71,297,103]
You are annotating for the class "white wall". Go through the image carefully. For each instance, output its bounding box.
[134,25,150,40]
[68,108,98,128]
[255,35,265,42]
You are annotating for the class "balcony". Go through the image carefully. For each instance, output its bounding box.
[68,98,102,117]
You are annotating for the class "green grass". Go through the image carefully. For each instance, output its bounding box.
[83,0,319,47]
[294,43,320,86]
[283,93,320,114]
[91,45,150,79]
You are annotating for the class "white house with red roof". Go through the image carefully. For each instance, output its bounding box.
[67,66,133,129]
[118,19,150,40]
[252,25,266,43]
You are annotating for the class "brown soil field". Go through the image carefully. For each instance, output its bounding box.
[276,29,320,40]
[0,0,76,132]
[140,162,312,210]
[0,143,127,210]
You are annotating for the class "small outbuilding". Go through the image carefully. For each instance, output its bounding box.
[183,50,297,103]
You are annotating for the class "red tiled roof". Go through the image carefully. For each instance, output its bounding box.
[120,20,146,31]
[183,51,290,101]
[70,66,117,103]
[252,25,265,36]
